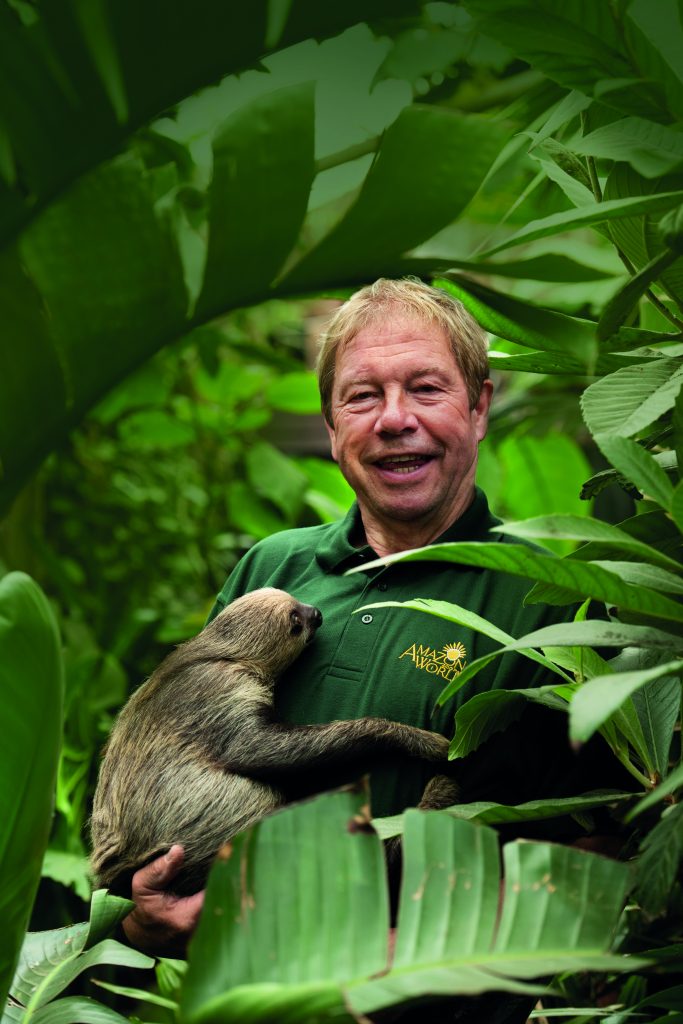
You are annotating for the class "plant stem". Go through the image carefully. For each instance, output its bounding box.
[315,136,379,174]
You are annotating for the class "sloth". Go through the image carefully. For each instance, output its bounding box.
[90,587,453,896]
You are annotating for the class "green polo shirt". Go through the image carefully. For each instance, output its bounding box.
[209,489,575,818]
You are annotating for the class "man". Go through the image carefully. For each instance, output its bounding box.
[122,278,587,954]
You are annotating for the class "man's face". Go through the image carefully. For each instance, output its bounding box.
[325,312,492,537]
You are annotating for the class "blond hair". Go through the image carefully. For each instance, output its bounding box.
[317,279,489,425]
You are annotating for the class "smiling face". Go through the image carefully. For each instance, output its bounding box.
[325,312,492,555]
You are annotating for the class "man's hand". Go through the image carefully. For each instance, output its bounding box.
[122,845,204,956]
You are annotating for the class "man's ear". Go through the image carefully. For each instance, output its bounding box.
[324,418,339,463]
[474,379,494,442]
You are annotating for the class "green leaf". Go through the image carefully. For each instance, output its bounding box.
[672,481,683,532]
[634,803,683,916]
[630,673,681,777]
[374,793,634,839]
[181,789,388,1021]
[590,561,683,596]
[628,761,683,818]
[280,105,507,291]
[449,686,572,758]
[574,118,683,178]
[351,544,683,624]
[265,372,321,415]
[196,82,315,318]
[0,573,64,1008]
[581,359,683,438]
[351,812,636,1014]
[489,349,658,376]
[437,275,598,363]
[481,191,683,258]
[597,247,680,341]
[41,850,90,903]
[23,997,131,1024]
[179,790,639,1020]
[245,441,308,520]
[674,377,683,471]
[492,514,683,573]
[596,435,675,511]
[569,660,683,745]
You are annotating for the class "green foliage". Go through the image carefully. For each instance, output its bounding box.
[179,789,635,1022]
[5,890,153,1024]
[3,1,683,1020]
[0,574,64,1008]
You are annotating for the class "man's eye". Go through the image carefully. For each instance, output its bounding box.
[414,384,439,394]
[349,391,375,402]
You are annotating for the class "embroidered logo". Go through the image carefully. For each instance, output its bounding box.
[399,641,467,681]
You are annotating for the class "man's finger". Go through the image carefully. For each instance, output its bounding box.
[133,845,185,896]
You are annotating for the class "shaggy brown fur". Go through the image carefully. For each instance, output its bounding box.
[90,588,451,896]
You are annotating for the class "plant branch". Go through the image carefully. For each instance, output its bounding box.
[314,136,380,175]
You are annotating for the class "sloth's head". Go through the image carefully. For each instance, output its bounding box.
[204,588,323,673]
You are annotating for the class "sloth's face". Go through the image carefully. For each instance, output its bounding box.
[212,588,323,671]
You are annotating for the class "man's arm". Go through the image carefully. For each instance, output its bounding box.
[123,845,204,956]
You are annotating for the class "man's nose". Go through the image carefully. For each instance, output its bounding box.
[375,391,418,434]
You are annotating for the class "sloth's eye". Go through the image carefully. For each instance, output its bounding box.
[290,610,303,635]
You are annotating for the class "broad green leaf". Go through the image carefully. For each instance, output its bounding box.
[634,803,683,916]
[596,435,675,511]
[570,660,683,745]
[437,275,598,363]
[350,813,636,1014]
[589,561,683,596]
[374,793,634,839]
[351,544,683,624]
[449,686,573,758]
[227,481,287,540]
[245,441,308,520]
[488,349,658,376]
[481,191,683,258]
[17,997,131,1024]
[41,850,90,903]
[492,514,683,573]
[574,118,683,179]
[179,790,639,1019]
[280,105,507,291]
[631,673,681,777]
[672,481,683,533]
[181,789,388,1020]
[0,573,63,1008]
[10,940,153,1018]
[300,457,355,523]
[581,359,683,438]
[195,82,315,318]
[628,761,683,818]
[597,247,680,341]
[265,372,321,414]
[463,1,636,95]
[401,252,615,282]
[0,0,416,246]
[674,376,683,472]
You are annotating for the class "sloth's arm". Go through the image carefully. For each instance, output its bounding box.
[223,716,449,780]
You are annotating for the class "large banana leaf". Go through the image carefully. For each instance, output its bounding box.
[0,0,422,247]
[180,789,637,1024]
[0,573,64,1007]
[0,24,507,515]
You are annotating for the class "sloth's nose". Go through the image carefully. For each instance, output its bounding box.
[311,607,323,629]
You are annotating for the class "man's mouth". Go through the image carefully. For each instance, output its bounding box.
[374,454,433,474]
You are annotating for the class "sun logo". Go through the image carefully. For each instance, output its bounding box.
[442,642,467,666]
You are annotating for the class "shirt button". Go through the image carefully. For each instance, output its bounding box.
[361,614,373,624]
[377,582,388,592]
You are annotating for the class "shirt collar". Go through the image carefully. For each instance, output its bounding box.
[315,488,500,572]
